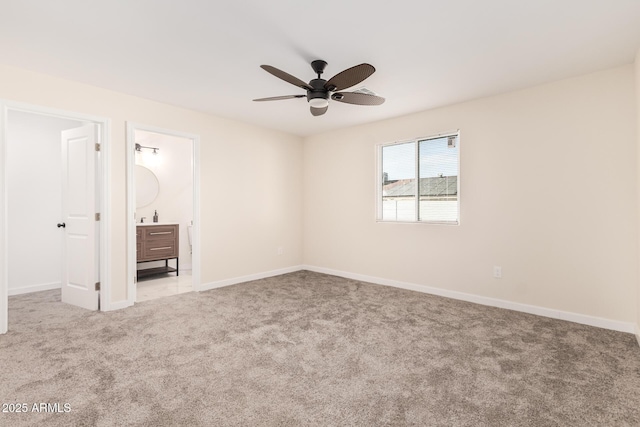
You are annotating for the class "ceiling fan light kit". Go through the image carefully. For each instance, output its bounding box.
[309,97,329,109]
[253,59,385,116]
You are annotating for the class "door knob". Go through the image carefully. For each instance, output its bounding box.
[57,222,66,228]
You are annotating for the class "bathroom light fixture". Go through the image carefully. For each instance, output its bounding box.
[135,143,160,154]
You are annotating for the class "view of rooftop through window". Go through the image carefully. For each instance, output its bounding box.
[380,135,459,223]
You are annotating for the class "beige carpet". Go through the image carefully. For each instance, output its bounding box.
[1,271,639,426]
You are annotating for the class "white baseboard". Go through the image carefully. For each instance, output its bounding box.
[199,265,303,292]
[636,325,640,347]
[302,265,636,334]
[8,282,61,296]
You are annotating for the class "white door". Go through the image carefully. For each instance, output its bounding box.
[60,124,99,310]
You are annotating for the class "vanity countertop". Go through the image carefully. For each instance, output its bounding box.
[137,222,178,226]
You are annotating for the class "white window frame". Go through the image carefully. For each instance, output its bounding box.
[376,131,460,225]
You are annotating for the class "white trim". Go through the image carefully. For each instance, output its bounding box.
[126,124,136,304]
[192,132,201,292]
[104,299,132,311]
[636,324,640,347]
[0,100,111,333]
[99,118,112,311]
[199,266,303,292]
[126,122,201,306]
[0,104,7,334]
[374,219,459,226]
[302,265,636,334]
[8,282,61,296]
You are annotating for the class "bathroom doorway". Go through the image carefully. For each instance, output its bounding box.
[0,102,111,333]
[126,123,200,303]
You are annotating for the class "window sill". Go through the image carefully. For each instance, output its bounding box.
[376,220,459,226]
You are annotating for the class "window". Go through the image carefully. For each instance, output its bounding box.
[378,132,459,224]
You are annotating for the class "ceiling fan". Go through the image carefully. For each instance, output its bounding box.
[253,60,385,116]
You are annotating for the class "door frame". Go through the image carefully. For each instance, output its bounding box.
[126,122,201,304]
[0,100,112,334]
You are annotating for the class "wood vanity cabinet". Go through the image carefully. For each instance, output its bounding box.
[136,224,179,280]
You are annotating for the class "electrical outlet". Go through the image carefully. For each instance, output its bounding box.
[277,246,283,256]
[493,266,502,279]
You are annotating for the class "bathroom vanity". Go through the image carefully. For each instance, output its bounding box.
[136,223,179,280]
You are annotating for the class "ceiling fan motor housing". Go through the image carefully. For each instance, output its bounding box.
[307,78,329,104]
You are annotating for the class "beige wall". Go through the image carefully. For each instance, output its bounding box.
[2,62,638,327]
[304,65,638,323]
[0,64,303,304]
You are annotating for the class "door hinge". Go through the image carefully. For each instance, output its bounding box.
[95,143,101,152]
[95,282,100,291]
[95,213,101,221]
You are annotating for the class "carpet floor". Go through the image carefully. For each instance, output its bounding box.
[1,271,639,426]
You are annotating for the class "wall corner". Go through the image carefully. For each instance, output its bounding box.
[635,47,640,343]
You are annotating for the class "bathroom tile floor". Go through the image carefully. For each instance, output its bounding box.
[136,271,192,302]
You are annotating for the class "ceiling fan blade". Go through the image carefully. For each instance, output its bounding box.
[261,65,313,91]
[310,106,328,116]
[324,64,375,91]
[331,92,385,105]
[253,95,305,102]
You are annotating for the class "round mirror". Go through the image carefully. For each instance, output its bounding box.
[136,165,159,208]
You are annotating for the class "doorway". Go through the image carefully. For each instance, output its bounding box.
[126,123,200,304]
[0,102,111,334]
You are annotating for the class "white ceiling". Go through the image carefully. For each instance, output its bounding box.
[1,0,640,137]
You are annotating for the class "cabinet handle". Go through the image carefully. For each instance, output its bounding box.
[150,247,172,251]
[149,231,172,235]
